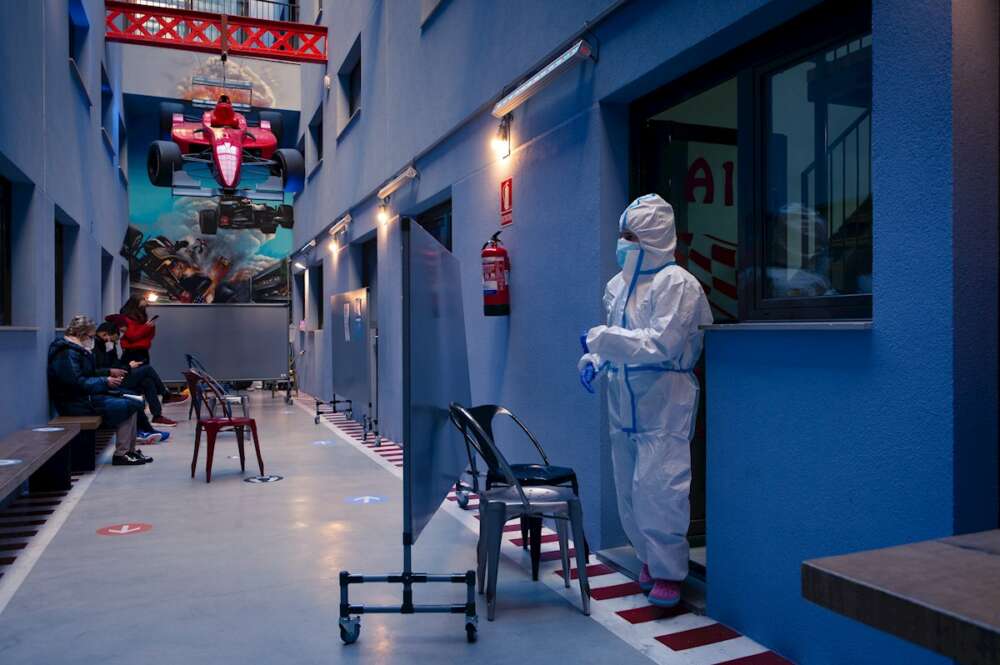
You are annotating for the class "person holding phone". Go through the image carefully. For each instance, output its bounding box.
[116,296,157,366]
[95,322,184,429]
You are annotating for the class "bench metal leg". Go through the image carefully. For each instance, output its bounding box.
[31,444,72,492]
[69,430,96,473]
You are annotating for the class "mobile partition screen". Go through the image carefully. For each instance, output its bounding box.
[146,303,289,383]
[402,218,472,545]
[337,218,477,643]
[329,288,371,412]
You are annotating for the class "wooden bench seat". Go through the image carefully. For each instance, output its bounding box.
[0,425,82,501]
[48,416,103,472]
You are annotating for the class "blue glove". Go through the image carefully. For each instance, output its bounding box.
[580,362,597,394]
[580,333,590,354]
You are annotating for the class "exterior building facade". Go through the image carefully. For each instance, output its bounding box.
[289,1,998,663]
[1,0,131,434]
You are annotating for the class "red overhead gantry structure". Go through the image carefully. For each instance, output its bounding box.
[105,0,327,63]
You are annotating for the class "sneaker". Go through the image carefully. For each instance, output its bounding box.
[638,564,654,593]
[152,416,177,428]
[156,430,170,443]
[132,449,154,463]
[163,393,189,405]
[137,431,163,445]
[648,579,682,608]
[112,453,145,466]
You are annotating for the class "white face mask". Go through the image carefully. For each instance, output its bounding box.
[81,337,95,352]
[105,341,115,352]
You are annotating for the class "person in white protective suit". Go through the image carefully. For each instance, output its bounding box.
[578,194,712,608]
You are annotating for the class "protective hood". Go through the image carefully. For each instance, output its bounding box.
[618,194,676,277]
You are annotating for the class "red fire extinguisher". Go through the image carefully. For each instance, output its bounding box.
[482,231,510,316]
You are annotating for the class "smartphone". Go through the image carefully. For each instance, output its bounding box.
[148,315,160,323]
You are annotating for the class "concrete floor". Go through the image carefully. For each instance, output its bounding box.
[0,393,652,665]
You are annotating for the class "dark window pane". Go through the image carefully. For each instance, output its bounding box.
[348,60,362,117]
[55,221,65,328]
[764,33,872,298]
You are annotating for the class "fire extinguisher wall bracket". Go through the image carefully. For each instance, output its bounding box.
[481,231,510,317]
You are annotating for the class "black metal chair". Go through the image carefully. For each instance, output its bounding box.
[452,404,584,581]
[449,403,591,620]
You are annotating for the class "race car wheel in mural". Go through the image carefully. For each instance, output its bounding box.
[146,96,304,234]
[198,200,294,235]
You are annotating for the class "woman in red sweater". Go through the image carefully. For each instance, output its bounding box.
[118,296,156,365]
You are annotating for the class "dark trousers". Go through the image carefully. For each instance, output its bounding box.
[122,365,166,417]
[122,348,150,365]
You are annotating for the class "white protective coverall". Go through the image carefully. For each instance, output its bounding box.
[583,194,712,582]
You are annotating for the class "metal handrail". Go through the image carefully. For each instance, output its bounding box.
[116,0,300,23]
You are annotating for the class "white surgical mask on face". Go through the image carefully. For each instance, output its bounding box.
[82,338,95,351]
[105,341,115,352]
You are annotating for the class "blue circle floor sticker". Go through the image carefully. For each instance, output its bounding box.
[347,495,386,505]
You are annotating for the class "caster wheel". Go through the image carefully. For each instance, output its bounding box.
[456,491,470,510]
[285,396,292,405]
[346,409,353,420]
[374,436,382,448]
[339,618,361,644]
[465,619,478,643]
[314,416,320,425]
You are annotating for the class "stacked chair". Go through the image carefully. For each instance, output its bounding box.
[449,403,591,620]
[183,369,264,483]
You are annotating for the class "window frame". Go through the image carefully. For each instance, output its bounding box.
[629,1,872,322]
[0,177,11,326]
[54,221,65,328]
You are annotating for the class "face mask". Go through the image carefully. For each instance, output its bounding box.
[105,341,115,352]
[616,238,640,269]
[81,338,95,352]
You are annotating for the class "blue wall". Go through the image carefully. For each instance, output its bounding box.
[288,0,997,662]
[1,0,130,437]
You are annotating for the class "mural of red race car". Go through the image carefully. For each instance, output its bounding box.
[146,95,304,235]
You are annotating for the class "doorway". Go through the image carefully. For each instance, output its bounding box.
[361,239,379,440]
[635,76,740,575]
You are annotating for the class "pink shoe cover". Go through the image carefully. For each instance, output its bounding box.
[648,579,681,608]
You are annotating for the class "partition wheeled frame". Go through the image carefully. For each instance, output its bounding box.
[338,547,478,644]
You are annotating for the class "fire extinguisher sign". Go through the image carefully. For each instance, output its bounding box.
[500,178,513,227]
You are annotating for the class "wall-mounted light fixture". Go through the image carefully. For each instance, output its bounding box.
[377,199,390,225]
[146,292,160,303]
[329,213,352,235]
[293,261,307,271]
[491,39,594,118]
[377,166,419,201]
[491,114,511,159]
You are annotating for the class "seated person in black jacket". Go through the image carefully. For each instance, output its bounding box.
[48,315,153,466]
[95,322,181,432]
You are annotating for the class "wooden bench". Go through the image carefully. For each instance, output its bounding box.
[48,416,103,472]
[0,425,82,501]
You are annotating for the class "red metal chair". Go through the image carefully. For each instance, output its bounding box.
[183,369,264,483]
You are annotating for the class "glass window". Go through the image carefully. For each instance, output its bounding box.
[416,201,453,252]
[763,34,872,301]
[348,59,362,118]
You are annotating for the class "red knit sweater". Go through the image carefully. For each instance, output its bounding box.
[120,317,156,351]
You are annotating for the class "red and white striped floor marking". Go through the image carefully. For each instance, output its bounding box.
[297,395,792,664]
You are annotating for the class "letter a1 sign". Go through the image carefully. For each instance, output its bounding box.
[500,178,513,227]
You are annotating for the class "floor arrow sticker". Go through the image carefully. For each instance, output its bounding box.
[97,523,153,536]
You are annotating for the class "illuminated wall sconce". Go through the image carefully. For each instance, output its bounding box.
[293,261,307,271]
[377,199,390,225]
[146,292,160,302]
[491,114,511,159]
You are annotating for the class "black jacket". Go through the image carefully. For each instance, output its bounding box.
[47,338,110,412]
[93,341,126,372]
